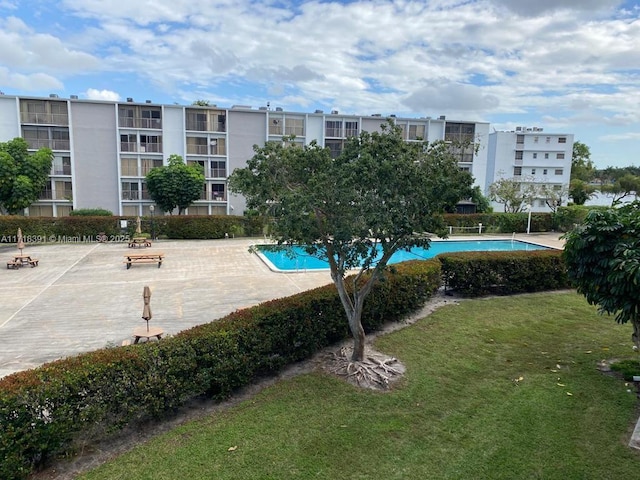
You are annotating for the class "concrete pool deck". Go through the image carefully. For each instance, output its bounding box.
[0,233,564,378]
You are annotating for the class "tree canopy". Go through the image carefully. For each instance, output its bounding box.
[0,137,53,215]
[145,154,205,214]
[571,141,595,182]
[488,175,536,212]
[229,122,474,361]
[563,202,640,348]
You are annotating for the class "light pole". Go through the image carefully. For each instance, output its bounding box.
[526,204,532,235]
[149,205,155,240]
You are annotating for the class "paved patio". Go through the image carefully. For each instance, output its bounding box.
[0,233,564,378]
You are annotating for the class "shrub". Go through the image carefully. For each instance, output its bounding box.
[438,249,570,297]
[69,209,113,216]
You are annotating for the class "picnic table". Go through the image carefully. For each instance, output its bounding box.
[132,326,164,344]
[7,255,38,269]
[129,237,152,248]
[123,252,164,269]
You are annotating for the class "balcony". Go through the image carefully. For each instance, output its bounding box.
[187,145,209,155]
[325,127,343,137]
[122,191,140,200]
[52,166,72,175]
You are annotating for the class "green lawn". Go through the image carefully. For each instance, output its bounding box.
[81,292,640,480]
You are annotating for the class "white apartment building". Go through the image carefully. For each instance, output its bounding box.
[1,94,571,217]
[487,127,574,212]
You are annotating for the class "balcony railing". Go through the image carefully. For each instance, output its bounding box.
[187,145,209,155]
[21,112,69,125]
[26,139,70,151]
[325,127,343,137]
[140,143,162,153]
[122,191,140,200]
[119,117,162,129]
[52,166,72,175]
[121,142,137,152]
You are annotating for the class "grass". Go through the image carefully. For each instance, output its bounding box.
[80,292,640,480]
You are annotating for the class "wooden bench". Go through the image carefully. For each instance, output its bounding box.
[123,252,164,269]
[28,258,38,267]
[129,237,152,248]
[6,260,20,269]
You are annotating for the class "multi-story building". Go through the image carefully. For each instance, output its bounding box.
[487,127,574,212]
[5,94,570,217]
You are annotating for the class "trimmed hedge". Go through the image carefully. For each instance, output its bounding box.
[0,215,265,243]
[0,259,441,479]
[438,249,571,297]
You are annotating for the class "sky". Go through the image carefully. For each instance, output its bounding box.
[1,0,639,169]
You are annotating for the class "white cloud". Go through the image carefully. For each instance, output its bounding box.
[599,132,640,141]
[85,88,120,101]
[0,67,63,90]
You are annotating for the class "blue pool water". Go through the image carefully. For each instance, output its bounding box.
[256,239,552,272]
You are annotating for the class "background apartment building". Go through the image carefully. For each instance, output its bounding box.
[487,128,574,212]
[0,94,572,217]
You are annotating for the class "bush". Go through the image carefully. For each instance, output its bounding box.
[69,209,113,216]
[438,249,570,297]
[0,259,441,479]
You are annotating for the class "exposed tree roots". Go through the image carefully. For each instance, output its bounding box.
[321,345,406,391]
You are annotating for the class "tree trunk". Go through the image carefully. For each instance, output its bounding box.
[348,309,366,362]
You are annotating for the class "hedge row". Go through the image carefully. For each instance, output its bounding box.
[0,215,265,242]
[438,249,571,297]
[0,259,442,479]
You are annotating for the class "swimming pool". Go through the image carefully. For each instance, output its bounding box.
[255,239,552,272]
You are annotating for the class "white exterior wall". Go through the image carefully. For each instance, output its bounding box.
[487,130,574,212]
[0,97,20,139]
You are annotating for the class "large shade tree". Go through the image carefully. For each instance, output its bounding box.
[0,137,53,215]
[229,122,474,361]
[563,202,640,348]
[145,154,205,214]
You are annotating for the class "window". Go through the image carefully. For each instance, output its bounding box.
[54,181,72,200]
[531,169,536,175]
[140,108,161,129]
[210,161,226,177]
[52,156,71,175]
[141,158,162,175]
[543,169,548,175]
[546,137,551,143]
[533,153,537,159]
[210,138,226,155]
[515,151,523,160]
[553,185,562,191]
[186,111,208,131]
[445,122,475,142]
[22,126,69,150]
[39,181,53,200]
[555,169,563,175]
[211,184,226,201]
[119,107,135,127]
[121,181,139,200]
[408,124,425,140]
[558,137,567,143]
[544,153,549,159]
[533,136,539,143]
[269,116,283,135]
[139,135,162,153]
[121,158,138,176]
[516,134,524,144]
[120,134,137,152]
[514,166,522,176]
[556,153,565,159]
[51,129,70,150]
[187,137,208,155]
[325,120,342,137]
[325,139,343,158]
[285,117,305,136]
[20,99,68,125]
[187,159,206,176]
[345,121,358,138]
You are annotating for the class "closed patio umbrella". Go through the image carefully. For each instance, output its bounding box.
[135,216,142,235]
[17,228,25,255]
[142,285,152,332]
